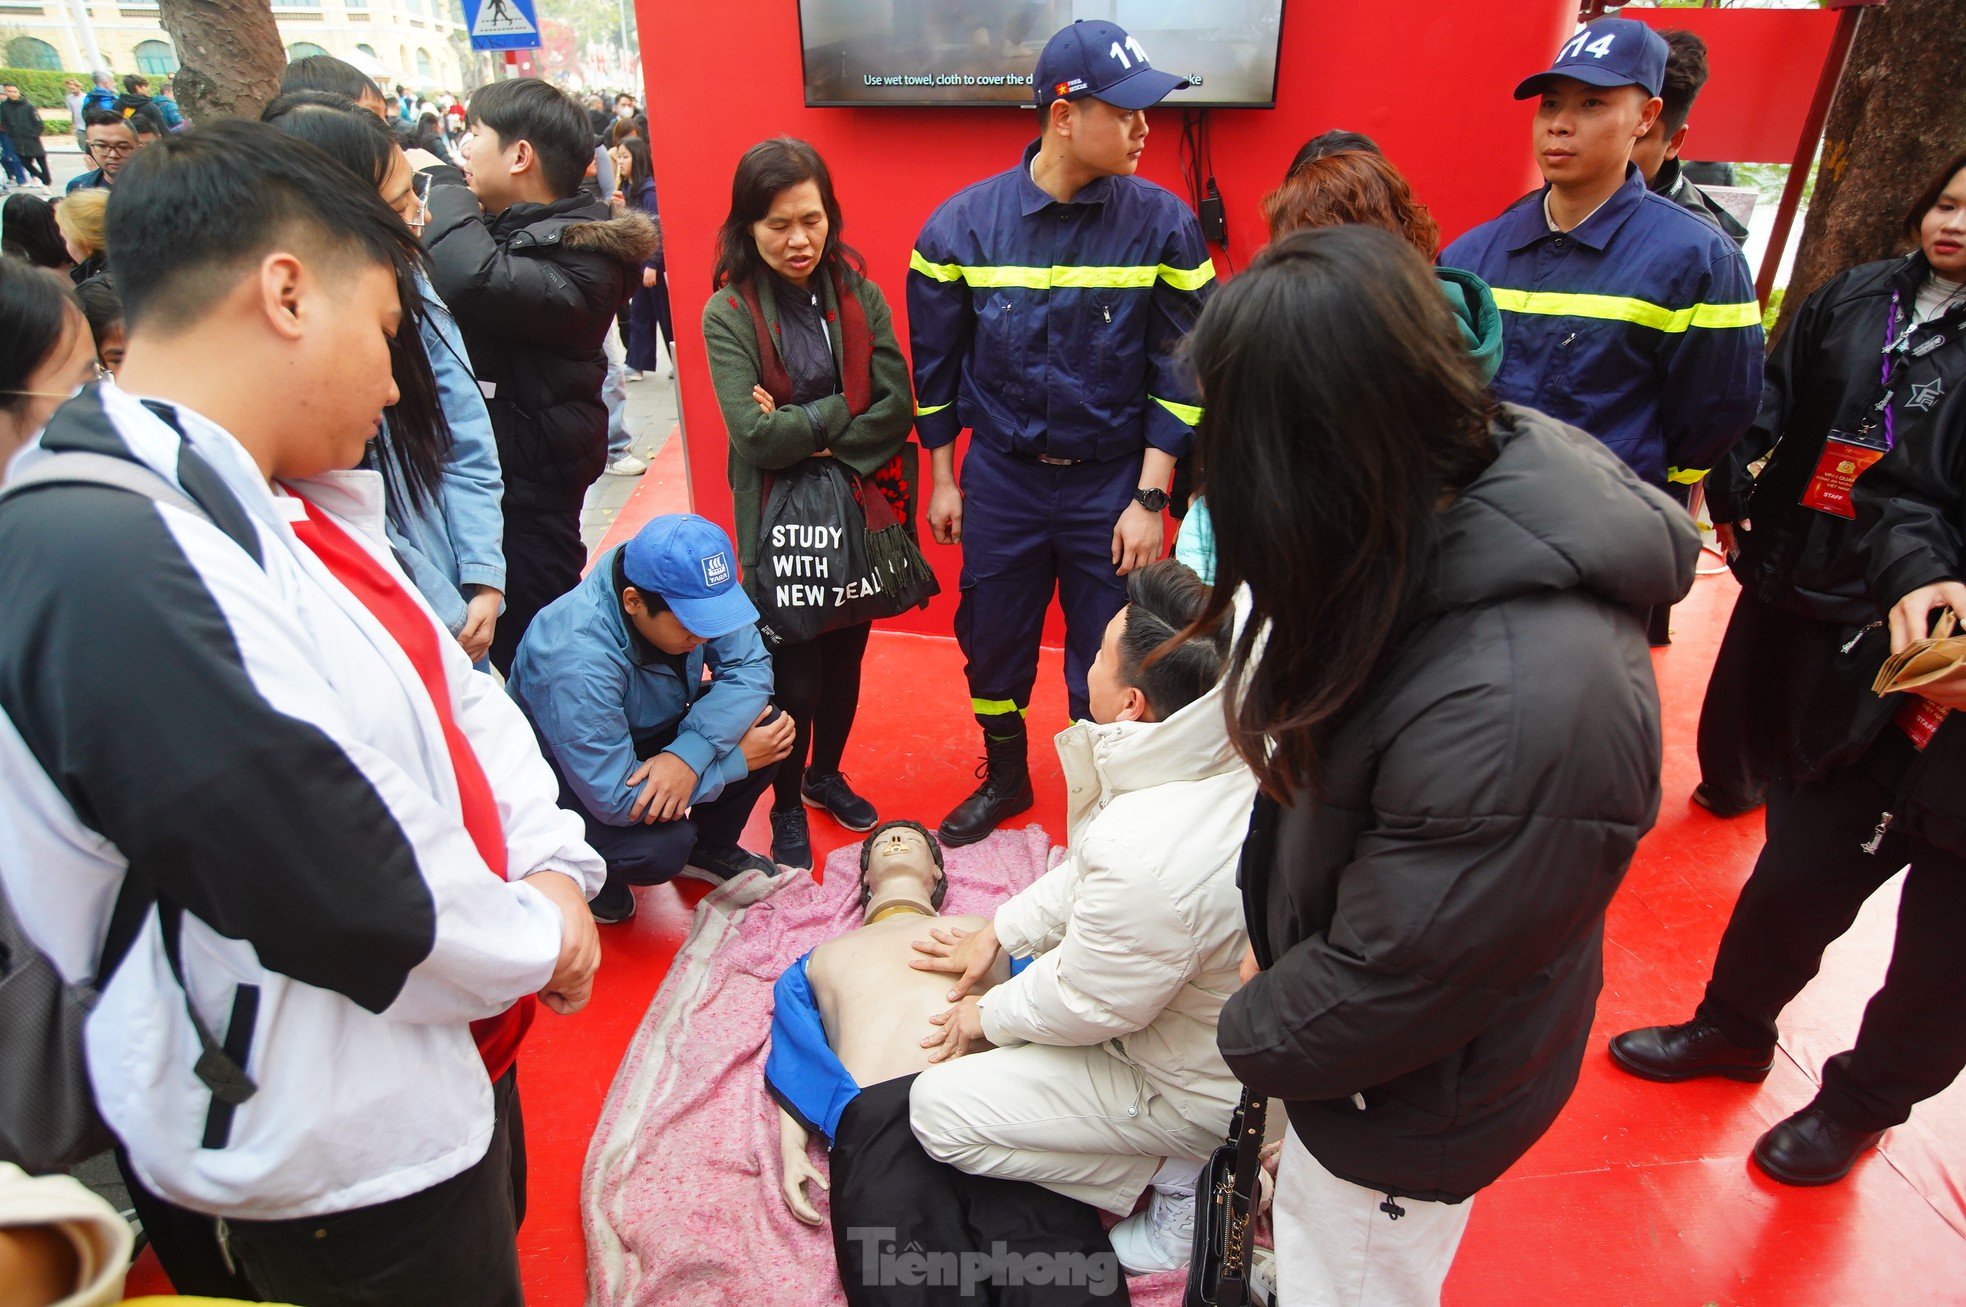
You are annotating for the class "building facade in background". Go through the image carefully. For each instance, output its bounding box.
[3,0,474,94]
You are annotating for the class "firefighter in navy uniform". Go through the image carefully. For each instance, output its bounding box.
[1442,17,1763,646]
[908,19,1213,846]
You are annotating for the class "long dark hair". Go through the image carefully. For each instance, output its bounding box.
[1186,226,1497,798]
[2,195,71,270]
[619,134,652,196]
[259,91,452,512]
[0,258,78,416]
[711,137,862,290]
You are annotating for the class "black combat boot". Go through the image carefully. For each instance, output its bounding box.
[938,730,1034,847]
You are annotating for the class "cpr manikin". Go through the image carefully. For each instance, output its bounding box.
[765,823,1123,1306]
[770,819,1004,1221]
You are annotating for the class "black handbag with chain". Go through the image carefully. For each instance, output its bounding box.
[1184,1089,1267,1307]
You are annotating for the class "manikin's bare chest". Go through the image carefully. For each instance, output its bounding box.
[808,912,992,1088]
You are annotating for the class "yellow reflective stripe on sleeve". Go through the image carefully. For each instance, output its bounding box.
[1666,467,1710,485]
[1157,259,1217,292]
[1491,289,1762,335]
[907,258,1218,293]
[909,250,965,282]
[971,698,1029,717]
[1688,300,1764,330]
[1153,396,1204,426]
[915,402,952,417]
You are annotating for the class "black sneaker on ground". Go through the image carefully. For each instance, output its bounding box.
[801,771,879,832]
[682,843,781,884]
[771,806,813,870]
[588,878,637,924]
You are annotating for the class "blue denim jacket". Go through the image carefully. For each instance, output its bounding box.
[381,279,506,634]
[505,549,774,824]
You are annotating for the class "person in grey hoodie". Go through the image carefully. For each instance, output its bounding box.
[1192,227,1698,1307]
[1174,148,1502,583]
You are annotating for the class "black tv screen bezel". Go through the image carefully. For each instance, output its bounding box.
[795,0,1288,110]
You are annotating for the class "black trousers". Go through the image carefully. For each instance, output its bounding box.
[490,504,588,675]
[1700,733,1966,1132]
[17,151,51,185]
[125,1066,527,1305]
[1695,589,1848,809]
[553,751,778,885]
[771,620,872,811]
[829,1075,1128,1306]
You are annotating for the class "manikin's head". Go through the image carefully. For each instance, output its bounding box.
[1085,559,1230,726]
[858,821,948,916]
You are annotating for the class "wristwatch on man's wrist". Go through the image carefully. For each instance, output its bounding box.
[1132,487,1169,513]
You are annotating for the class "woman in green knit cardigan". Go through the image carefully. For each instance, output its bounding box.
[701,137,916,870]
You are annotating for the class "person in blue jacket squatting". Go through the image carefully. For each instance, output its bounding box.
[767,822,1125,1305]
[908,18,1213,848]
[506,513,797,923]
[1441,16,1762,645]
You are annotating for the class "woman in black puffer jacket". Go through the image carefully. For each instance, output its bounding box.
[1614,154,1966,1191]
[1200,227,1696,1306]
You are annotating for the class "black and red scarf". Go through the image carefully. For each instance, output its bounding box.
[727,268,910,531]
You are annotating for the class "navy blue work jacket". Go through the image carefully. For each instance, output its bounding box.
[907,140,1213,463]
[1442,166,1764,488]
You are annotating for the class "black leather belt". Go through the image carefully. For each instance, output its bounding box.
[1034,454,1086,466]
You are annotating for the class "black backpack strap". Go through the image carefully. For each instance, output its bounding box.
[156,903,259,1148]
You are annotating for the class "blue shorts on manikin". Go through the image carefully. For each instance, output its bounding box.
[957,442,1139,730]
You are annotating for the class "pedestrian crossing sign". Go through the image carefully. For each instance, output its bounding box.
[464,0,542,52]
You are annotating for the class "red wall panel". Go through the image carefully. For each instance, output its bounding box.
[632,0,1578,635]
[1626,6,1840,167]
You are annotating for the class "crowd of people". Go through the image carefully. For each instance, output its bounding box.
[0,11,1963,1307]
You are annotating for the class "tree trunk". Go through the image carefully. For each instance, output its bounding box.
[1775,0,1966,341]
[155,0,287,124]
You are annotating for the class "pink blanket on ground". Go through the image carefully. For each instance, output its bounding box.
[581,824,1189,1306]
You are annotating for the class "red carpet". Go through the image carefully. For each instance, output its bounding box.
[122,543,1966,1303]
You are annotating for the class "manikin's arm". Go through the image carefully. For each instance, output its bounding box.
[778,1106,829,1226]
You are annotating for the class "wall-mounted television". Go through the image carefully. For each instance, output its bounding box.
[798,0,1286,109]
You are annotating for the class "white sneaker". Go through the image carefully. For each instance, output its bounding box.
[1247,1246,1277,1305]
[624,369,644,382]
[1108,1183,1195,1274]
[606,453,648,476]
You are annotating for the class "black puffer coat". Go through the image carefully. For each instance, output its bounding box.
[1710,253,1966,625]
[422,172,658,512]
[1218,406,1699,1203]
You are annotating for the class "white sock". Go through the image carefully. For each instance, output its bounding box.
[1152,1154,1206,1196]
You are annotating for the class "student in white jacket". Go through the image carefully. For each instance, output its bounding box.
[907,559,1256,1274]
[0,123,601,1307]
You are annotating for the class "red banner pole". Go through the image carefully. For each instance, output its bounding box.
[1755,2,1872,307]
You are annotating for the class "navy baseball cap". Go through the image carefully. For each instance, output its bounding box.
[1514,18,1668,101]
[620,514,758,640]
[1035,20,1188,111]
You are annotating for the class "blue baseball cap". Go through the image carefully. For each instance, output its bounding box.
[1514,18,1668,101]
[1035,20,1188,111]
[620,514,758,640]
